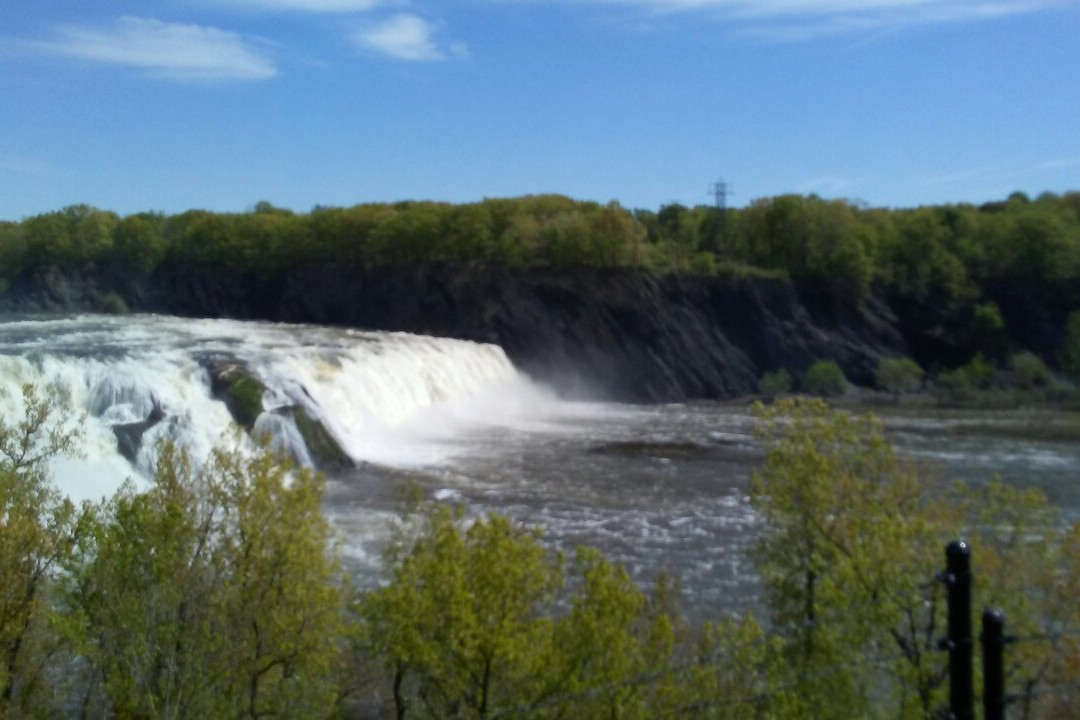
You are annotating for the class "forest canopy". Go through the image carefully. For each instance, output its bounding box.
[2,192,1078,307]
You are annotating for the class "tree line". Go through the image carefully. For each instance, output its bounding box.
[2,386,1078,718]
[3,192,1079,377]
[2,191,1078,303]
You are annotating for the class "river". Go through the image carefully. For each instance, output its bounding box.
[2,314,1078,622]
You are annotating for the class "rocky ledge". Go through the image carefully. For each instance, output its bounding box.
[1,264,908,403]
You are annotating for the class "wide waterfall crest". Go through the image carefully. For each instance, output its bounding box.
[0,314,536,500]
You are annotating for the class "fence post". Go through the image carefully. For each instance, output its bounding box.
[982,608,1006,720]
[945,540,974,720]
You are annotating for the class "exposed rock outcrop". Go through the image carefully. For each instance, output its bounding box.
[112,403,166,464]
[2,264,909,402]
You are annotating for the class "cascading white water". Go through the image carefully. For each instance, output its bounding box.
[0,314,547,501]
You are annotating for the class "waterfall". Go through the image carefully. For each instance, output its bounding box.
[0,314,542,501]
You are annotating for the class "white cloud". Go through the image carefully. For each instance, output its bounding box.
[494,0,1073,39]
[220,0,379,12]
[797,176,855,195]
[1031,156,1080,172]
[0,157,57,177]
[353,14,464,61]
[595,0,1062,15]
[37,17,275,81]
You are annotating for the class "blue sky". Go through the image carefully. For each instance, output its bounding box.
[1,0,1078,220]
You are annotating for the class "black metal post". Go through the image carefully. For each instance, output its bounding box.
[982,608,1006,720]
[945,540,974,720]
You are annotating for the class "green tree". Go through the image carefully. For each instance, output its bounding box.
[875,356,924,398]
[751,399,1069,719]
[67,442,346,718]
[0,222,26,282]
[759,368,793,396]
[802,360,847,397]
[1009,351,1053,390]
[1060,311,1080,380]
[210,445,346,718]
[360,504,562,719]
[111,212,167,273]
[359,502,678,719]
[0,384,83,717]
[67,444,225,717]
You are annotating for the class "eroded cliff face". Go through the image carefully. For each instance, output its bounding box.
[0,264,907,402]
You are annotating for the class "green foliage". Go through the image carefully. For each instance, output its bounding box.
[711,261,789,281]
[801,360,847,397]
[1061,311,1080,380]
[22,205,117,270]
[97,291,128,315]
[688,251,716,275]
[759,368,793,396]
[751,399,921,717]
[359,502,679,719]
[933,354,997,405]
[67,442,345,718]
[937,354,997,403]
[749,399,1070,719]
[0,385,83,716]
[3,382,1080,717]
[0,386,346,718]
[111,212,166,273]
[224,374,265,429]
[5,193,1078,356]
[738,195,874,300]
[0,221,26,280]
[291,407,351,469]
[1010,351,1053,390]
[874,356,924,396]
[968,301,1009,360]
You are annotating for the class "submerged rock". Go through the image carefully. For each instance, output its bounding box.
[112,403,166,464]
[205,361,265,430]
[288,406,353,471]
[588,440,723,461]
[203,359,352,471]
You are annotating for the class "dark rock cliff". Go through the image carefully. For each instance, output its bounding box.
[0,264,908,402]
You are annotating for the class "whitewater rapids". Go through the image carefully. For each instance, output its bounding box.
[0,313,551,502]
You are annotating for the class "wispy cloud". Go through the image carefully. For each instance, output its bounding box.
[917,155,1080,189]
[352,14,467,61]
[220,0,379,12]
[918,165,999,187]
[1031,156,1080,172]
[0,157,58,178]
[495,0,1073,40]
[797,175,856,195]
[32,17,276,81]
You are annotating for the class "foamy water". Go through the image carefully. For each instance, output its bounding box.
[0,313,554,501]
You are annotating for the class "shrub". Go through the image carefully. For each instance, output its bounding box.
[759,368,793,396]
[963,354,996,390]
[98,291,128,315]
[689,251,716,275]
[1061,311,1080,381]
[1010,351,1052,390]
[935,367,972,398]
[875,356,924,396]
[802,360,847,397]
[934,355,999,403]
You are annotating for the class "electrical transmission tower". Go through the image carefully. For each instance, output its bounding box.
[710,179,733,214]
[709,179,734,257]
